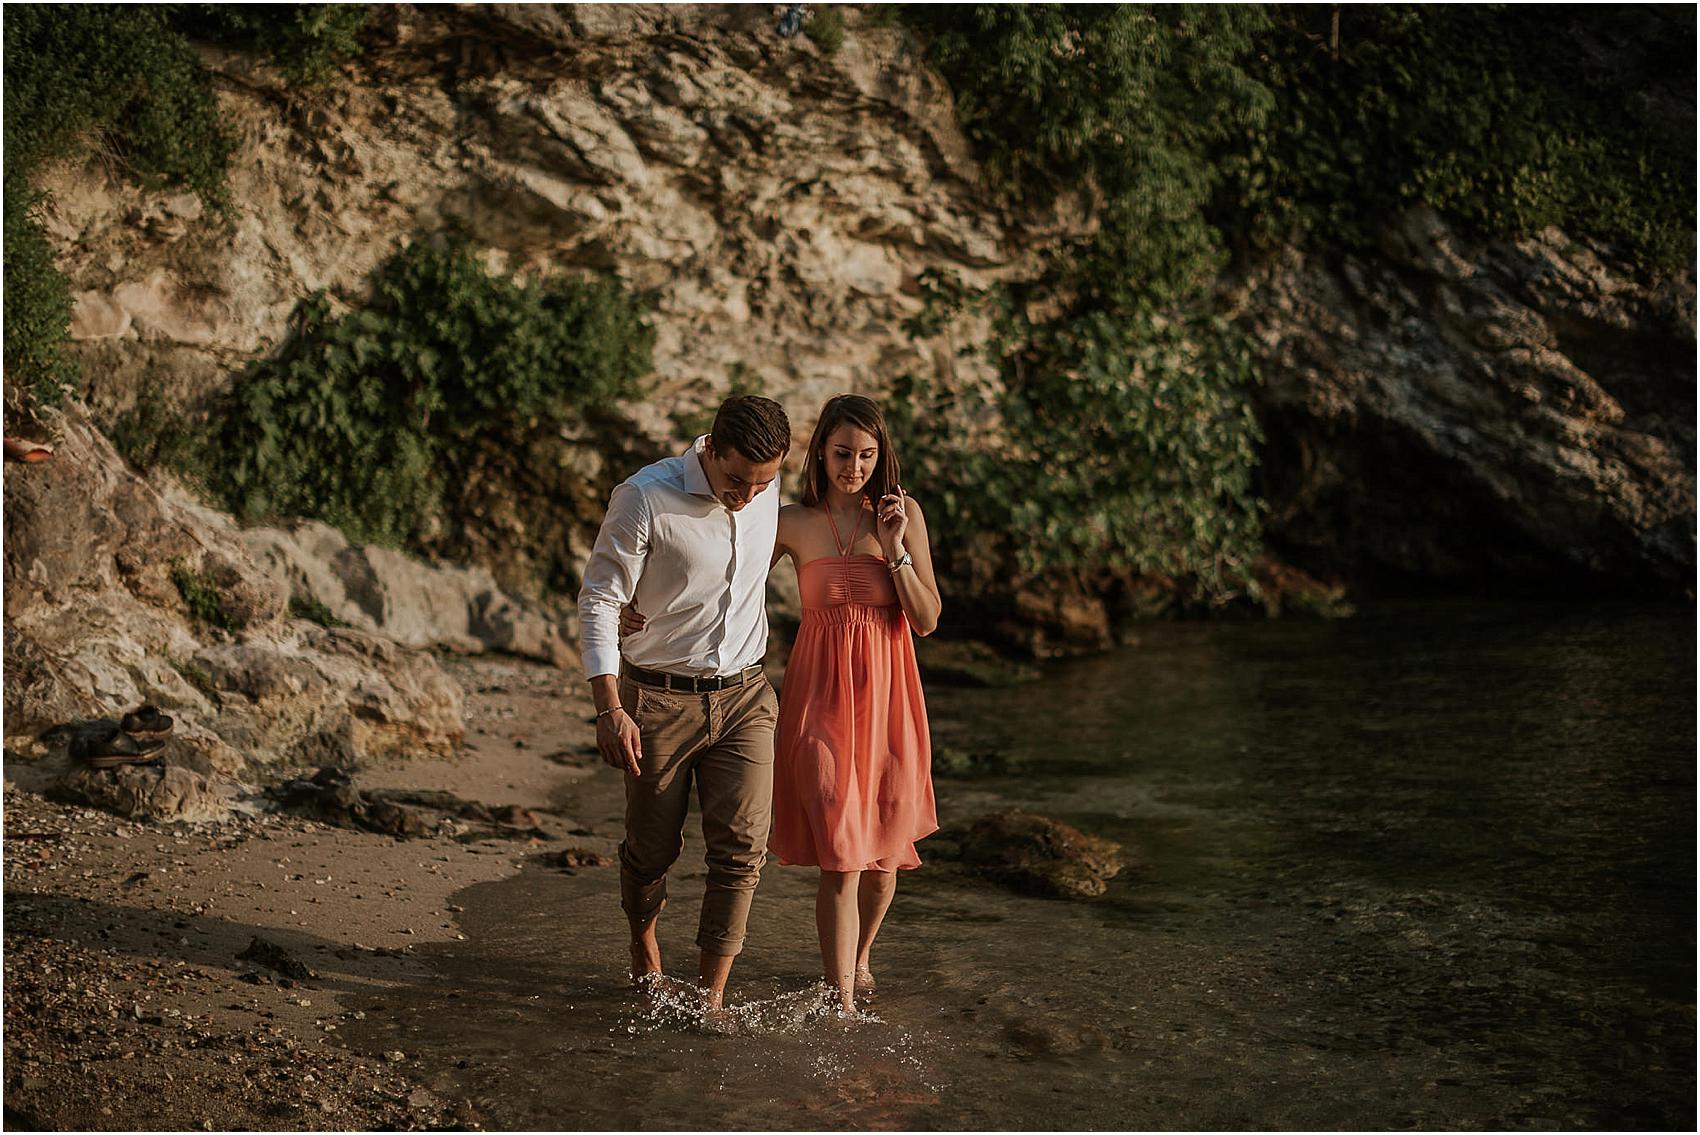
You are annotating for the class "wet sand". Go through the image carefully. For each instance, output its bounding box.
[3,654,613,1131]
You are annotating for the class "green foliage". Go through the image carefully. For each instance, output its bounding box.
[893,6,1274,603]
[2,4,367,407]
[288,595,349,628]
[1219,5,1696,270]
[209,239,654,547]
[906,4,1274,308]
[804,6,845,55]
[893,3,1690,611]
[167,653,217,696]
[895,272,1265,601]
[3,172,77,405]
[171,4,369,82]
[4,4,233,404]
[170,558,241,631]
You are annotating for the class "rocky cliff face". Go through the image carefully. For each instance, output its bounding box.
[43,4,1045,449]
[15,2,1696,711]
[3,407,469,817]
[1237,208,1694,595]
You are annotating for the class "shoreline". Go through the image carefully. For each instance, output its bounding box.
[4,653,612,1131]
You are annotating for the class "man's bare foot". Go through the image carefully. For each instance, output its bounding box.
[698,1005,738,1035]
[629,938,663,989]
[853,965,876,999]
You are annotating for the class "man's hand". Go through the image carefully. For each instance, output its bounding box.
[598,708,642,776]
[619,604,648,637]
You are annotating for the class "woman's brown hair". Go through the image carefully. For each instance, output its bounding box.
[800,394,902,507]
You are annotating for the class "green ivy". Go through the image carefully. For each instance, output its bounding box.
[173,4,370,83]
[894,272,1265,602]
[4,4,232,405]
[1218,5,1695,271]
[893,3,1691,612]
[208,239,654,547]
[895,6,1274,605]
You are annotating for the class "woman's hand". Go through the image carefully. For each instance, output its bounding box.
[875,487,909,557]
[619,603,648,637]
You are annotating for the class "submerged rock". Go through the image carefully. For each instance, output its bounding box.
[957,809,1125,900]
[929,744,1021,778]
[914,639,1042,688]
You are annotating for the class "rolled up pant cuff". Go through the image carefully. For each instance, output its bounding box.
[619,863,667,925]
[695,930,744,957]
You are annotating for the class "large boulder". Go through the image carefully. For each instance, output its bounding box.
[56,763,238,825]
[3,408,464,806]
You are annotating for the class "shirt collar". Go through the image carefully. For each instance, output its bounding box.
[682,435,715,498]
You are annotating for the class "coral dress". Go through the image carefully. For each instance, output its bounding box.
[771,515,938,873]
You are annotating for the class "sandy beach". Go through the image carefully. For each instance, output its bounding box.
[4,653,614,1131]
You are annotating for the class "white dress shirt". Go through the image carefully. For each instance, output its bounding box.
[577,436,778,679]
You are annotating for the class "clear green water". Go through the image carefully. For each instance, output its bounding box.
[346,600,1695,1130]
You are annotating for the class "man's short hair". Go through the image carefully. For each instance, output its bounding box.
[710,395,791,464]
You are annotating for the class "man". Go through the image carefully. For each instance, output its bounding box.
[577,395,790,1010]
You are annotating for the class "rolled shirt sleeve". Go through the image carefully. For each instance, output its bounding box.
[577,482,651,679]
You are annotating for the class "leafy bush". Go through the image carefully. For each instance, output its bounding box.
[210,239,654,547]
[171,4,370,82]
[894,6,1274,604]
[893,4,1691,611]
[894,272,1265,601]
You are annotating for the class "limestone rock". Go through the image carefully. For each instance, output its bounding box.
[43,4,1035,467]
[58,764,238,825]
[239,520,575,667]
[3,406,466,788]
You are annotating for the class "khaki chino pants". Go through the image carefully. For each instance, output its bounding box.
[618,674,778,957]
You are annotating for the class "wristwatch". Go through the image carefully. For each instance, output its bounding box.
[887,550,913,573]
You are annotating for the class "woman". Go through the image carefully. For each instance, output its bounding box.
[771,393,941,1013]
[621,394,941,1013]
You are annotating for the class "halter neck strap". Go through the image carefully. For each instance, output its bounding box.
[825,503,863,556]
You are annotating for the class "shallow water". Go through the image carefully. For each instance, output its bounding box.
[346,600,1694,1129]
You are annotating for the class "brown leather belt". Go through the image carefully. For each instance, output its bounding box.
[622,660,764,692]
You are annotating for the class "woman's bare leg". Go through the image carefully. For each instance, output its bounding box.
[816,870,861,1011]
[854,870,896,990]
